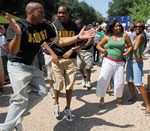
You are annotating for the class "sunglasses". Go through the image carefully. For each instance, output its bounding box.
[134,26,143,28]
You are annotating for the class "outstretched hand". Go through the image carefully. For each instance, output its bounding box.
[3,12,21,35]
[79,26,95,40]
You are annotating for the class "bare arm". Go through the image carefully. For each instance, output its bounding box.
[63,36,92,59]
[123,33,133,56]
[63,41,85,59]
[9,36,21,55]
[50,26,95,47]
[133,34,144,62]
[95,25,102,33]
[5,13,22,55]
[42,42,59,64]
[84,38,92,48]
[96,36,109,55]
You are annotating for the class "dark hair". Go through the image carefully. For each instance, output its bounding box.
[130,26,134,32]
[60,4,70,12]
[106,20,123,35]
[126,26,130,30]
[51,14,58,21]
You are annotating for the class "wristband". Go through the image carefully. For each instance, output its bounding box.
[77,35,81,41]
[14,31,22,36]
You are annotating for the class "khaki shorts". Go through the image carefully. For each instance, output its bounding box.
[77,49,93,69]
[44,53,53,80]
[0,57,4,75]
[52,59,77,91]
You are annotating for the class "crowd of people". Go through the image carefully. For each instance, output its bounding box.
[0,2,150,131]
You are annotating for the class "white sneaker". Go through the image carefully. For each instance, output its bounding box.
[63,108,73,121]
[82,77,86,86]
[50,87,55,98]
[86,81,91,88]
[15,117,23,131]
[53,104,60,117]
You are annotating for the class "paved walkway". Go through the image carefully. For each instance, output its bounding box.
[1,54,150,131]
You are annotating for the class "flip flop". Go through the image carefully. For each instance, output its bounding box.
[127,98,136,104]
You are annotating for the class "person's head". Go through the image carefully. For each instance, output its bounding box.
[75,19,83,27]
[96,23,99,28]
[133,21,145,35]
[0,25,6,35]
[88,24,92,28]
[51,14,59,23]
[126,26,130,32]
[130,26,134,33]
[106,20,123,35]
[57,4,70,24]
[26,2,45,25]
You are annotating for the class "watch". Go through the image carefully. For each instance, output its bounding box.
[77,35,81,41]
[71,47,75,52]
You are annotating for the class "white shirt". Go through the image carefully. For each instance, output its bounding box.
[126,31,135,43]
[0,34,7,56]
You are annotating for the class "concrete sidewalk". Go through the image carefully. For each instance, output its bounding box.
[1,55,150,131]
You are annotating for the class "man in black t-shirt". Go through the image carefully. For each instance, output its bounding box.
[0,2,94,131]
[51,5,86,122]
[75,19,93,90]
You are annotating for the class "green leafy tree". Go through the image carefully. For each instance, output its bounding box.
[0,0,58,19]
[56,0,103,25]
[127,0,150,23]
[0,0,104,25]
[107,0,139,17]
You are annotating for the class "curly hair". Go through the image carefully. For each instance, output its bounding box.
[106,19,124,35]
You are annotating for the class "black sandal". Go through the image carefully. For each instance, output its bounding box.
[128,98,136,104]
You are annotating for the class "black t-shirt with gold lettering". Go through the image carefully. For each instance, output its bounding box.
[6,19,56,65]
[50,20,79,58]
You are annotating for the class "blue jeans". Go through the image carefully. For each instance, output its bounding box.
[0,61,48,131]
[126,59,143,86]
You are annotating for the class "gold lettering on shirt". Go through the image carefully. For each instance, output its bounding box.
[56,30,75,37]
[69,31,75,37]
[40,30,47,40]
[34,32,42,43]
[28,33,35,43]
[28,30,47,43]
